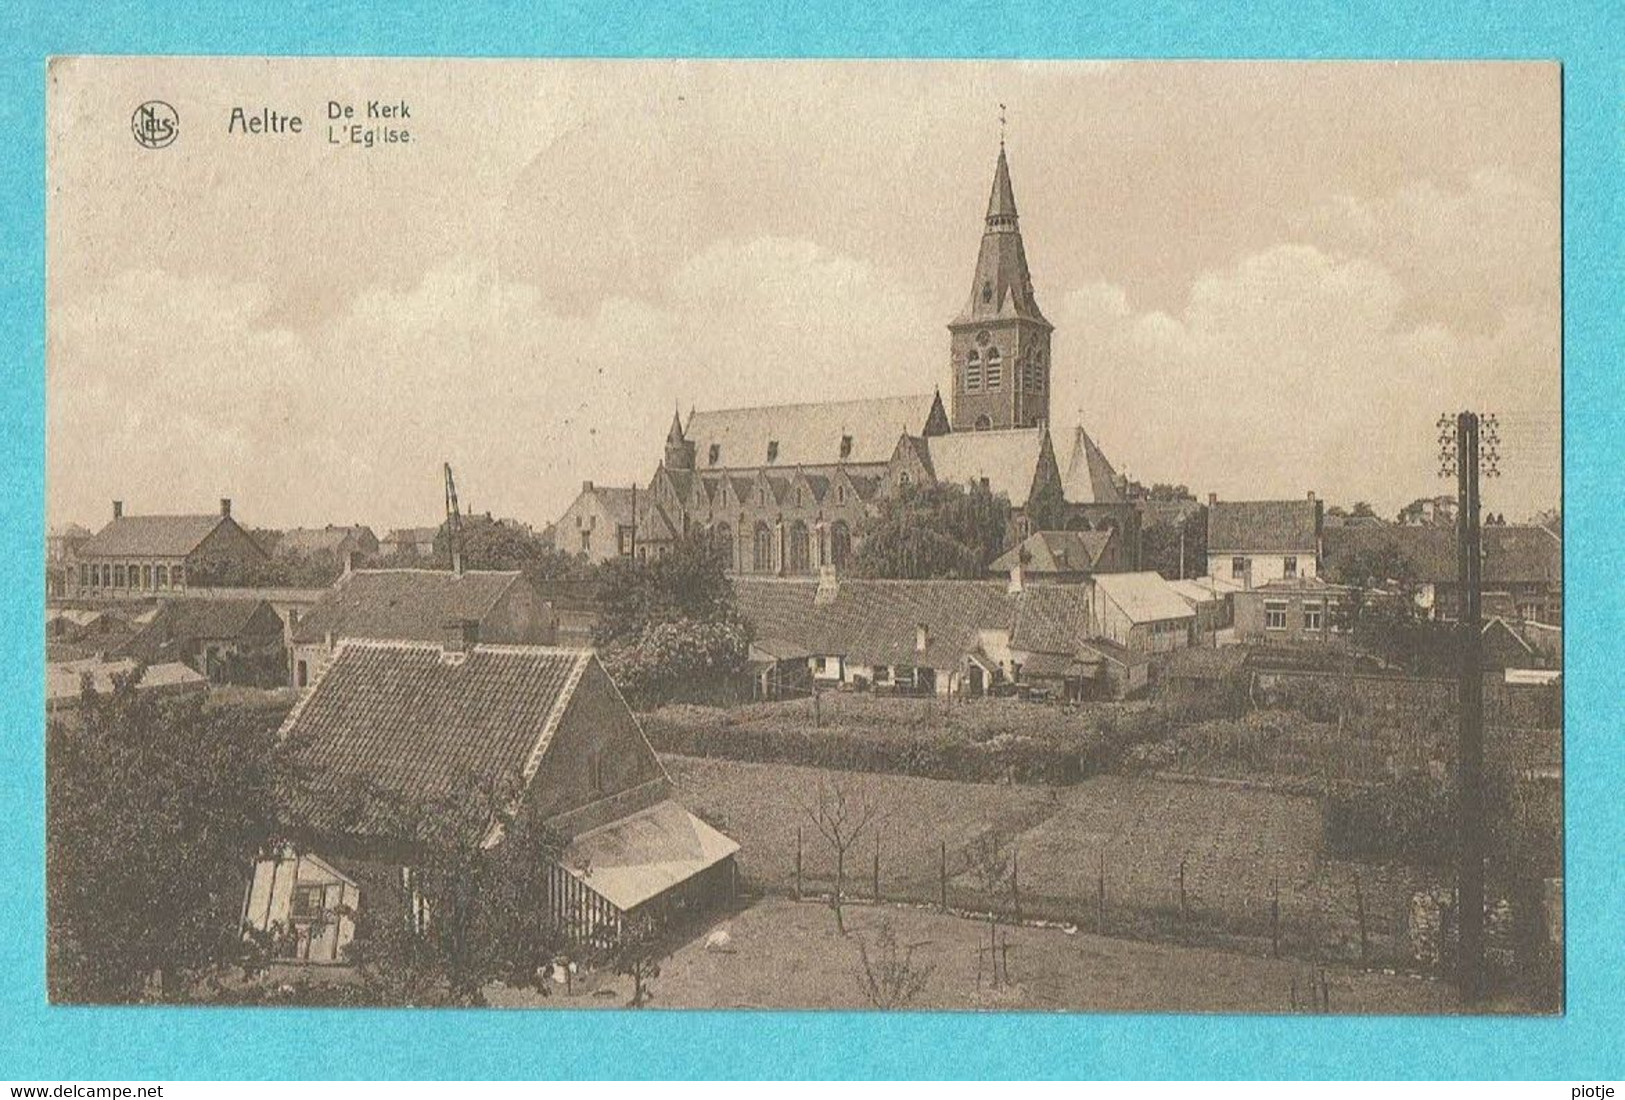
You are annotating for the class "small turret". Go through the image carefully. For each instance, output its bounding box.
[664,406,696,471]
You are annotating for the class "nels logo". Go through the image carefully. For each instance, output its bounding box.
[131,100,178,149]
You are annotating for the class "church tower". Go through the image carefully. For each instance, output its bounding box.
[948,144,1053,432]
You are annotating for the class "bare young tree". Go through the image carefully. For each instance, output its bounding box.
[799,777,883,934]
[852,917,934,1009]
[963,827,1017,986]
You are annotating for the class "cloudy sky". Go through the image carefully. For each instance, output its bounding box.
[47,58,1559,532]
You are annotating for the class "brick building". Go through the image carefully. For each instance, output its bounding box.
[71,498,268,598]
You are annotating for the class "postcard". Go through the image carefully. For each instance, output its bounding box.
[44,57,1561,1015]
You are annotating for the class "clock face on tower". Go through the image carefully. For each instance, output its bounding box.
[976,330,990,346]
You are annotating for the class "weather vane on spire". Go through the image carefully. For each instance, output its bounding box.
[999,102,1007,148]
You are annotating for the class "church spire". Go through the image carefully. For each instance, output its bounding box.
[986,145,1019,230]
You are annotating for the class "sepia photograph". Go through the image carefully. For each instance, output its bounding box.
[44,57,1561,1016]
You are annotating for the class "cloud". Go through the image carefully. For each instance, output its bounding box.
[1054,223,1558,519]
[49,236,943,529]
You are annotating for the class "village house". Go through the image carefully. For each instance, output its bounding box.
[275,525,380,562]
[242,639,739,964]
[554,481,643,565]
[1231,575,1353,646]
[71,499,269,598]
[732,568,1191,700]
[379,527,440,559]
[118,597,288,685]
[286,567,554,688]
[1205,494,1324,590]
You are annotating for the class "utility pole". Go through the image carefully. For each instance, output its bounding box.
[1437,410,1500,1005]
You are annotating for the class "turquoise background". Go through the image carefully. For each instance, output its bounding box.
[2,0,1620,1080]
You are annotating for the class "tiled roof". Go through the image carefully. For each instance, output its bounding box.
[923,428,1045,506]
[1010,584,1094,654]
[290,568,521,644]
[120,598,282,661]
[734,576,1092,669]
[78,514,237,559]
[383,527,439,545]
[1060,428,1126,505]
[686,393,939,470]
[279,526,375,556]
[279,641,591,832]
[990,530,1113,575]
[1323,524,1562,585]
[1093,571,1197,624]
[584,486,638,528]
[1207,500,1321,554]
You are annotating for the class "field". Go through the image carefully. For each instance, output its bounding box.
[665,754,1439,967]
[487,897,1456,1013]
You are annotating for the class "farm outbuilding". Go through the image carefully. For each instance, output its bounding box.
[243,637,738,964]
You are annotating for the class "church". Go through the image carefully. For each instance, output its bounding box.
[576,142,1140,575]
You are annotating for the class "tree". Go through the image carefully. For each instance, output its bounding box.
[1350,501,1377,518]
[1140,508,1206,581]
[962,827,1019,983]
[188,549,344,588]
[592,530,750,707]
[799,778,884,934]
[594,529,737,647]
[1329,543,1456,675]
[851,481,1012,580]
[301,768,569,1006]
[47,672,283,1002]
[437,513,591,586]
[852,917,934,1009]
[606,922,666,1008]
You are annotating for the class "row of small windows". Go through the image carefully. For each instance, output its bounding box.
[1263,599,1339,632]
[963,349,1045,394]
[79,562,184,589]
[705,434,857,468]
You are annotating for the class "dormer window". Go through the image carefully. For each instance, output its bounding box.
[839,434,853,460]
[982,280,993,304]
[708,443,721,466]
[766,440,779,463]
[836,485,846,504]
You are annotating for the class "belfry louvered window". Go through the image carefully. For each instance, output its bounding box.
[986,349,1002,391]
[965,350,982,391]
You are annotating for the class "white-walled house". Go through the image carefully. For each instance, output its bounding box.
[1205,494,1324,590]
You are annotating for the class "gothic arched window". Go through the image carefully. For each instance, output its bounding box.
[788,521,811,574]
[752,522,773,573]
[830,521,853,569]
[974,415,992,431]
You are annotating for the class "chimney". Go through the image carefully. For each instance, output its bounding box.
[343,549,358,576]
[112,500,123,520]
[220,498,232,518]
[443,617,479,654]
[814,565,839,606]
[1307,491,1316,502]
[1207,492,1218,507]
[916,623,930,654]
[582,480,594,494]
[1008,560,1025,594]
